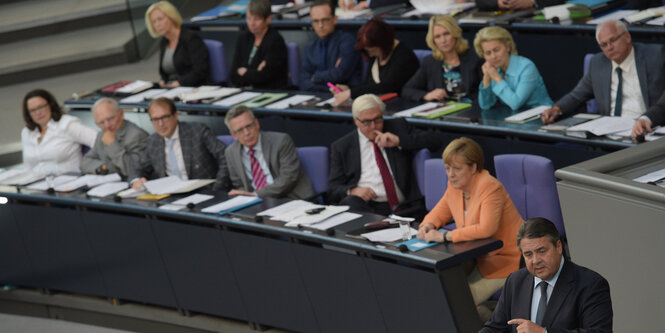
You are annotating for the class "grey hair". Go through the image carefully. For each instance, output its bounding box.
[351,94,385,118]
[92,97,121,114]
[595,20,627,43]
[224,105,256,129]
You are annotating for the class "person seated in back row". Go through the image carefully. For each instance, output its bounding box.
[230,0,289,89]
[300,0,362,92]
[130,97,230,191]
[224,106,315,199]
[328,94,443,215]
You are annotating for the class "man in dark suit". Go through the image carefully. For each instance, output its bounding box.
[542,20,665,124]
[224,106,314,199]
[481,218,613,333]
[328,94,442,215]
[129,97,230,191]
[632,90,665,137]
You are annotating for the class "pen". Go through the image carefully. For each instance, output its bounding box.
[327,82,342,93]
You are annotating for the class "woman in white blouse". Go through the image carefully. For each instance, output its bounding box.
[21,89,97,175]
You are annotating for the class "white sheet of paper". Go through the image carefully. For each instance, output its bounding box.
[86,173,122,187]
[265,95,315,109]
[361,227,418,243]
[257,200,311,217]
[159,204,185,211]
[567,116,635,136]
[213,91,261,106]
[201,195,259,213]
[315,97,336,107]
[117,187,146,198]
[0,169,31,184]
[543,3,573,20]
[115,80,153,94]
[633,168,665,183]
[285,205,349,227]
[171,193,214,206]
[646,15,665,25]
[270,202,322,222]
[143,176,214,195]
[27,175,78,191]
[180,87,241,103]
[393,102,439,117]
[54,174,98,192]
[505,105,549,122]
[120,89,167,103]
[587,10,638,25]
[309,212,361,230]
[411,241,429,248]
[154,87,195,99]
[86,182,129,197]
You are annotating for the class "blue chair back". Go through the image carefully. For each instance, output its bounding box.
[494,154,566,239]
[583,53,599,114]
[412,148,431,196]
[424,158,447,212]
[413,49,432,65]
[296,146,329,198]
[204,39,229,84]
[217,135,235,146]
[286,42,300,87]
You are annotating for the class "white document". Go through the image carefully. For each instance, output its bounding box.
[309,212,361,230]
[284,205,350,227]
[213,91,261,106]
[361,227,418,243]
[158,204,185,211]
[143,176,216,195]
[54,174,98,192]
[633,168,665,183]
[335,8,371,19]
[201,195,259,213]
[86,173,122,187]
[646,15,665,25]
[179,87,241,103]
[119,89,167,103]
[587,10,638,24]
[265,95,315,109]
[269,202,322,221]
[543,3,573,20]
[315,97,336,107]
[115,80,153,94]
[117,187,147,198]
[408,0,475,15]
[257,200,311,217]
[27,175,78,191]
[566,116,635,136]
[393,102,439,117]
[505,105,549,123]
[170,193,214,206]
[0,169,39,185]
[154,87,195,100]
[86,182,129,197]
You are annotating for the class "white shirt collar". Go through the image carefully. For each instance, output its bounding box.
[242,133,263,154]
[163,124,180,141]
[612,47,635,73]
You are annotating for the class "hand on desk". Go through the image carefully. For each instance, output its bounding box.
[540,105,563,124]
[132,178,147,191]
[424,88,448,102]
[417,223,446,243]
[229,189,256,197]
[332,84,351,106]
[507,318,546,333]
[374,131,400,148]
[349,187,376,202]
[632,118,652,138]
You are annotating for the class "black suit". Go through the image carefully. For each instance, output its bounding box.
[230,27,289,89]
[481,260,613,333]
[158,27,210,86]
[402,51,483,102]
[476,0,563,10]
[643,90,665,128]
[328,118,442,206]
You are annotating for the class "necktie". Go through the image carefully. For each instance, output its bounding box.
[166,138,181,178]
[249,148,267,191]
[614,67,623,117]
[372,142,399,209]
[535,281,548,325]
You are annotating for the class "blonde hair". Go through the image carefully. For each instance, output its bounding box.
[145,1,182,38]
[442,137,484,171]
[351,94,385,118]
[426,15,468,61]
[473,26,517,58]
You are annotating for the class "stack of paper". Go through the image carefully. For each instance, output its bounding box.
[201,195,262,214]
[265,95,315,109]
[86,182,129,197]
[143,176,216,195]
[115,80,154,94]
[258,200,353,228]
[159,193,214,211]
[53,173,122,192]
[565,116,634,138]
[505,105,549,124]
[361,227,418,242]
[119,89,167,103]
[26,175,78,191]
[393,102,439,118]
[179,87,241,103]
[214,91,261,107]
[0,169,42,186]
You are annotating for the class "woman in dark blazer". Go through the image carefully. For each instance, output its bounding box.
[230,0,288,89]
[145,1,210,87]
[402,15,482,103]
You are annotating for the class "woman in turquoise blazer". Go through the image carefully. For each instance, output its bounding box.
[474,26,553,111]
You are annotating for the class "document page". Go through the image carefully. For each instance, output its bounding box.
[201,195,260,213]
[633,168,665,183]
[566,116,634,136]
[87,182,129,197]
[214,91,261,106]
[265,94,315,109]
[361,227,418,243]
[120,89,167,103]
[171,193,214,206]
[393,102,439,117]
[505,105,549,123]
[27,175,78,191]
[284,205,350,227]
[143,176,215,195]
[257,200,311,217]
[309,212,361,230]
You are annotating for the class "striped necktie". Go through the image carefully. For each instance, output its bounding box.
[249,148,267,191]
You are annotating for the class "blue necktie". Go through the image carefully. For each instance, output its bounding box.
[614,67,623,117]
[166,138,181,178]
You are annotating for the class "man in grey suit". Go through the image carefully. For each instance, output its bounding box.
[632,91,665,137]
[129,97,230,191]
[224,106,314,199]
[542,20,665,124]
[81,98,148,177]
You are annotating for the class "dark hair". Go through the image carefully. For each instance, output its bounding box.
[225,105,256,129]
[355,18,394,60]
[516,218,561,251]
[312,0,335,17]
[247,0,272,19]
[22,89,63,131]
[148,97,177,115]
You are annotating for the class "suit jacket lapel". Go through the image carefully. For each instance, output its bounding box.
[542,261,574,327]
[178,124,193,176]
[516,274,535,322]
[600,58,612,115]
[260,135,275,176]
[231,142,251,191]
[154,136,166,177]
[634,47,649,107]
[350,131,361,179]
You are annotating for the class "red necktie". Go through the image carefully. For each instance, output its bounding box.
[249,148,267,191]
[373,142,399,208]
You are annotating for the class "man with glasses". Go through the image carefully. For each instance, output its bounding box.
[299,0,361,92]
[129,97,230,191]
[541,20,665,126]
[80,98,148,177]
[328,94,442,215]
[223,106,314,199]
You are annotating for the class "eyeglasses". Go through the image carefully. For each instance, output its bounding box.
[95,115,117,126]
[232,121,257,135]
[356,116,383,127]
[28,104,49,114]
[311,17,333,26]
[598,31,626,49]
[150,113,173,123]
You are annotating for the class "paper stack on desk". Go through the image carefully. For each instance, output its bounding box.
[565,116,634,138]
[143,176,216,195]
[201,195,261,214]
[505,105,549,124]
[87,182,129,197]
[258,200,352,227]
[0,169,42,186]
